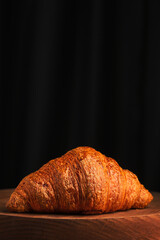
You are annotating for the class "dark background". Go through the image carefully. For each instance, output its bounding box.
[2,0,160,191]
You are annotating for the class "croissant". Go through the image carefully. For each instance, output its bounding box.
[6,146,153,214]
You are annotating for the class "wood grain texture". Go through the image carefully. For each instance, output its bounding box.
[0,189,160,240]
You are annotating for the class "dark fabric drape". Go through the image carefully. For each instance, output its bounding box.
[2,0,160,191]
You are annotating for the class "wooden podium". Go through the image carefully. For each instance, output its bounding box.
[0,189,160,240]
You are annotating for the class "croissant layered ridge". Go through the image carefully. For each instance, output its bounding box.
[6,146,153,214]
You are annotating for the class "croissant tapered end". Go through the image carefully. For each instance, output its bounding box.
[133,185,153,209]
[6,191,30,213]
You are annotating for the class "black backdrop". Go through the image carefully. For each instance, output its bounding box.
[2,0,160,191]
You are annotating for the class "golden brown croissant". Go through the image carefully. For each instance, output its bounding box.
[6,146,153,214]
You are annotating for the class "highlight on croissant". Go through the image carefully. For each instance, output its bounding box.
[6,146,153,214]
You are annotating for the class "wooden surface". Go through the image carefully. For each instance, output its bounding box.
[0,189,160,240]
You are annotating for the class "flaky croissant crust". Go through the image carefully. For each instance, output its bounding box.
[6,146,153,214]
